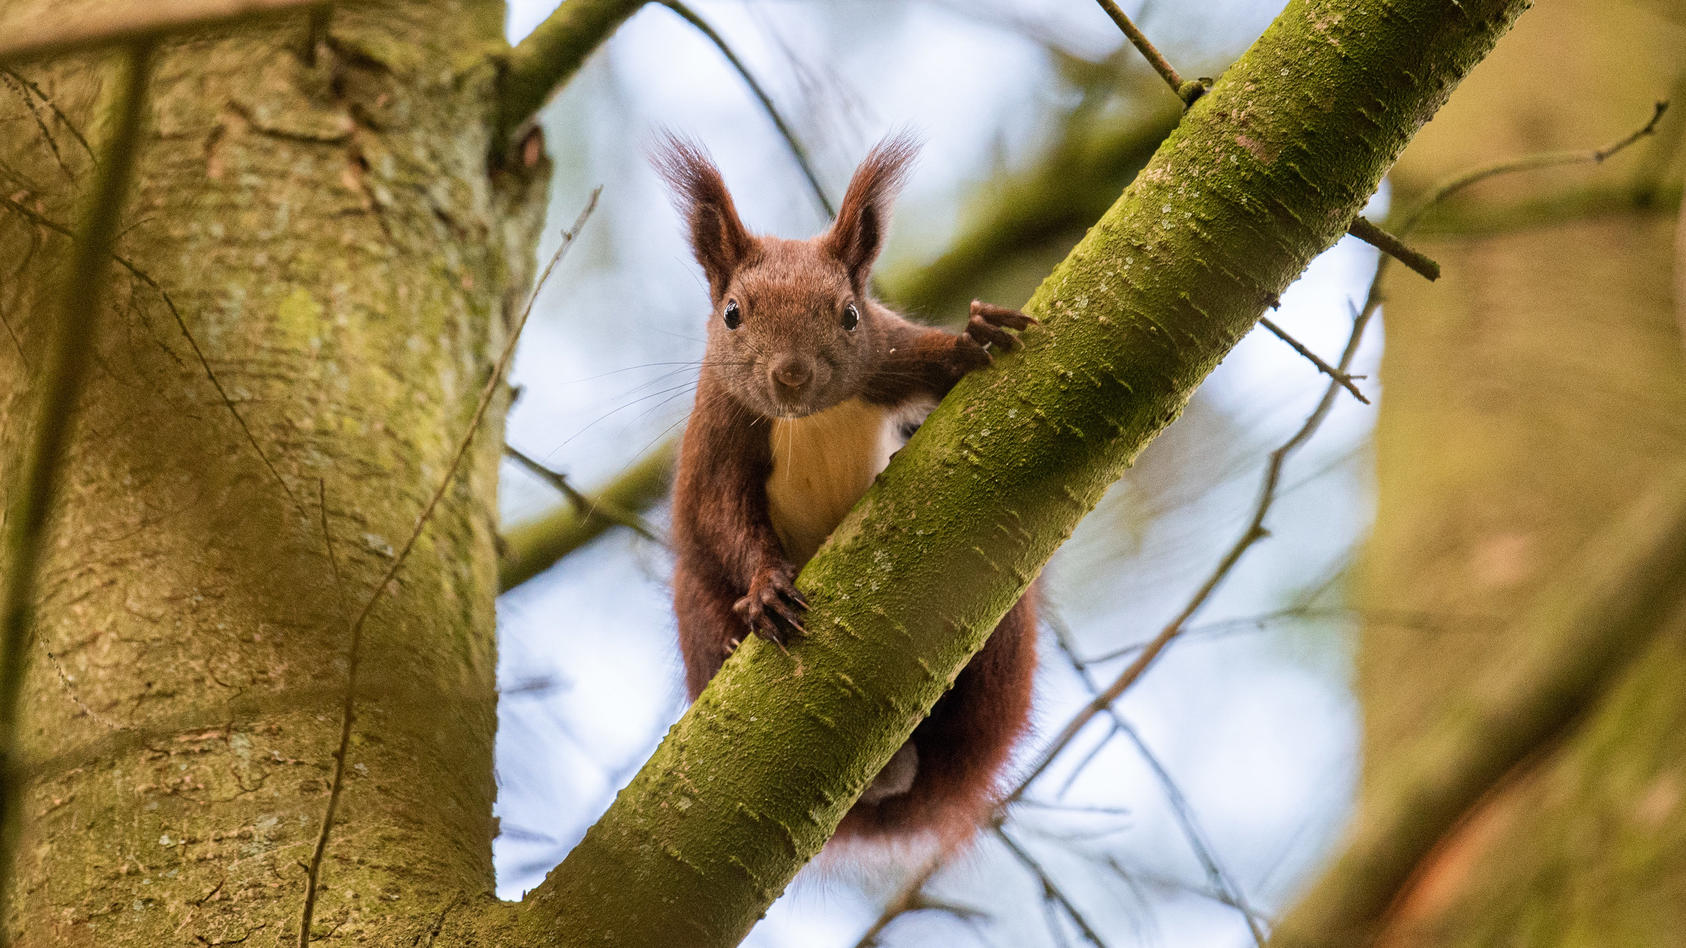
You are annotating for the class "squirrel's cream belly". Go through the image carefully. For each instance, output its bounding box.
[766,397,931,566]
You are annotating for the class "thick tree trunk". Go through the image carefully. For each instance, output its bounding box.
[1276,1,1686,944]
[0,4,546,943]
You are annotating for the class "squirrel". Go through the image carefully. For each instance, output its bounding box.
[656,133,1038,842]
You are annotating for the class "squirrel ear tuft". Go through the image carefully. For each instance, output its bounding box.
[652,133,754,300]
[824,131,921,285]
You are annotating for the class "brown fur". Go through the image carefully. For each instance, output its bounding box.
[660,133,1038,842]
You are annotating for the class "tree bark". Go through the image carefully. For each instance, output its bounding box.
[523,0,1532,944]
[1274,1,1686,944]
[0,3,548,942]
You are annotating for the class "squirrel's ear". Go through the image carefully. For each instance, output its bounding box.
[653,134,753,299]
[824,132,920,285]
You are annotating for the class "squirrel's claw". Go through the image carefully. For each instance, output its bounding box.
[959,300,1037,364]
[734,565,808,650]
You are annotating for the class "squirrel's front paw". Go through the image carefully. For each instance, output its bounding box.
[956,300,1037,367]
[733,564,808,649]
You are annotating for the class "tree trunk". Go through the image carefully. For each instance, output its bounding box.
[1275,1,1686,944]
[0,4,547,942]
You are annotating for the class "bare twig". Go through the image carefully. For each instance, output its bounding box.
[1045,619,1268,947]
[1400,99,1669,232]
[499,437,677,591]
[1086,0,1439,278]
[504,444,664,544]
[656,0,834,218]
[0,41,155,946]
[295,191,599,945]
[1090,0,1196,105]
[995,826,1111,948]
[0,0,333,65]
[1258,316,1369,404]
[1345,215,1440,281]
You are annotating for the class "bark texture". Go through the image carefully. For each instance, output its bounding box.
[523,0,1532,944]
[0,2,546,943]
[1276,1,1686,944]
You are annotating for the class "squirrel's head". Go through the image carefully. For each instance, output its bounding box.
[655,133,919,418]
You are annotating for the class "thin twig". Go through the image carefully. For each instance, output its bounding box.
[0,0,334,65]
[1399,99,1669,232]
[1090,0,1195,105]
[0,41,155,947]
[1345,216,1440,281]
[504,444,664,544]
[656,0,834,218]
[995,826,1111,948]
[295,191,600,945]
[1046,618,1268,947]
[1258,316,1369,404]
[1085,0,1440,279]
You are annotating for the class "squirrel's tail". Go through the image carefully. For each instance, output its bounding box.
[834,590,1039,843]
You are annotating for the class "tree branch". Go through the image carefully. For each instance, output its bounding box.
[1087,0,1439,279]
[0,0,330,65]
[512,0,1531,942]
[0,40,155,944]
[497,0,649,139]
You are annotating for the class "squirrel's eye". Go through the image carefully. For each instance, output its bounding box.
[723,299,742,330]
[842,302,860,331]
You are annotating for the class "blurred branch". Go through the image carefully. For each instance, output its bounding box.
[1402,99,1668,229]
[1273,465,1686,947]
[499,0,649,139]
[0,0,330,64]
[1412,178,1680,236]
[655,0,834,218]
[995,826,1112,948]
[498,437,677,591]
[0,40,155,939]
[504,444,664,545]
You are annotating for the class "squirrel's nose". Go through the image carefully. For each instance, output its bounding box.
[770,357,812,392]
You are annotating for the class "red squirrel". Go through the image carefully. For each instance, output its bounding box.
[657,133,1038,841]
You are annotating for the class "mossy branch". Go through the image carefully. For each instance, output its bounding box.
[511,0,1531,943]
[497,0,649,140]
